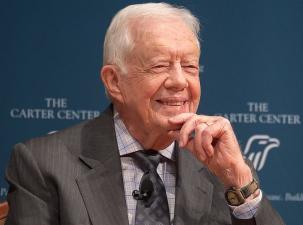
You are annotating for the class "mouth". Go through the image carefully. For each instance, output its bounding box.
[153,97,190,116]
[155,96,189,106]
[156,100,187,106]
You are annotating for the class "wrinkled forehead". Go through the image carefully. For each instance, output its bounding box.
[128,16,199,48]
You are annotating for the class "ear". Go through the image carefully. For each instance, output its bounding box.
[100,65,124,103]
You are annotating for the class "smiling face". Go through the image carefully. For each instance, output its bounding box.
[104,17,201,149]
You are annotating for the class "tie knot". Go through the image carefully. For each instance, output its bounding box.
[132,150,163,172]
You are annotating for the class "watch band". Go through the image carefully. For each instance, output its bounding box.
[240,178,259,198]
[225,178,259,206]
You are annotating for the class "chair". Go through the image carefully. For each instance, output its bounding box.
[0,201,8,225]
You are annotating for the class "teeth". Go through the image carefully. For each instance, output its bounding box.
[161,101,185,106]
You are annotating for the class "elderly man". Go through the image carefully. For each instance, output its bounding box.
[5,3,284,225]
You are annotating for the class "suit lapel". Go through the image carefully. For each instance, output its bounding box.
[76,106,129,225]
[74,105,214,225]
[174,147,214,225]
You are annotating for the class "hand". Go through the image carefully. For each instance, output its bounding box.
[168,113,253,188]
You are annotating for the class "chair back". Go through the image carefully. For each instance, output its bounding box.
[0,201,8,225]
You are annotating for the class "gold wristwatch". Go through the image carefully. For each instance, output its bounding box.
[225,178,259,206]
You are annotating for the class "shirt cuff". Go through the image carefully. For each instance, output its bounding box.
[229,190,263,219]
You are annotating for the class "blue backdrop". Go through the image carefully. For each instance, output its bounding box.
[1,0,302,224]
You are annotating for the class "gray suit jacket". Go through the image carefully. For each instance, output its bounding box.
[5,106,284,225]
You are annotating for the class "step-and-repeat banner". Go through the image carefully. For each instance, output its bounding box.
[1,0,302,224]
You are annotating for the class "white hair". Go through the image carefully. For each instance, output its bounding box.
[103,2,200,72]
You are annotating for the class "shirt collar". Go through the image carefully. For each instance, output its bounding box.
[113,109,176,161]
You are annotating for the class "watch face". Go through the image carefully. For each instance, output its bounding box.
[225,179,258,206]
[227,191,240,206]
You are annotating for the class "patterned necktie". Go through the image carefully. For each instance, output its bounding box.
[132,150,171,225]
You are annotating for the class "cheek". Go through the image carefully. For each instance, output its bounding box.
[189,78,201,100]
[125,79,163,106]
[138,78,166,100]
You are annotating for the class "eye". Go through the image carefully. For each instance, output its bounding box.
[182,64,198,68]
[182,64,199,75]
[150,64,170,73]
[153,64,168,68]
[182,64,198,71]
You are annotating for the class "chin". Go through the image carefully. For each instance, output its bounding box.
[154,109,188,128]
[161,110,186,117]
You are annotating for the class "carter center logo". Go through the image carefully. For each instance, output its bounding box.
[243,135,280,171]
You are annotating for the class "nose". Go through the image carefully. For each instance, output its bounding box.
[164,64,188,91]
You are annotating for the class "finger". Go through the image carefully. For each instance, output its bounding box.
[178,115,203,147]
[179,116,218,147]
[169,113,217,124]
[168,113,195,125]
[185,138,208,166]
[183,138,194,153]
[167,123,183,132]
[203,117,232,140]
[168,129,195,151]
[167,113,194,133]
[200,117,239,158]
[193,123,208,161]
[200,128,215,157]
